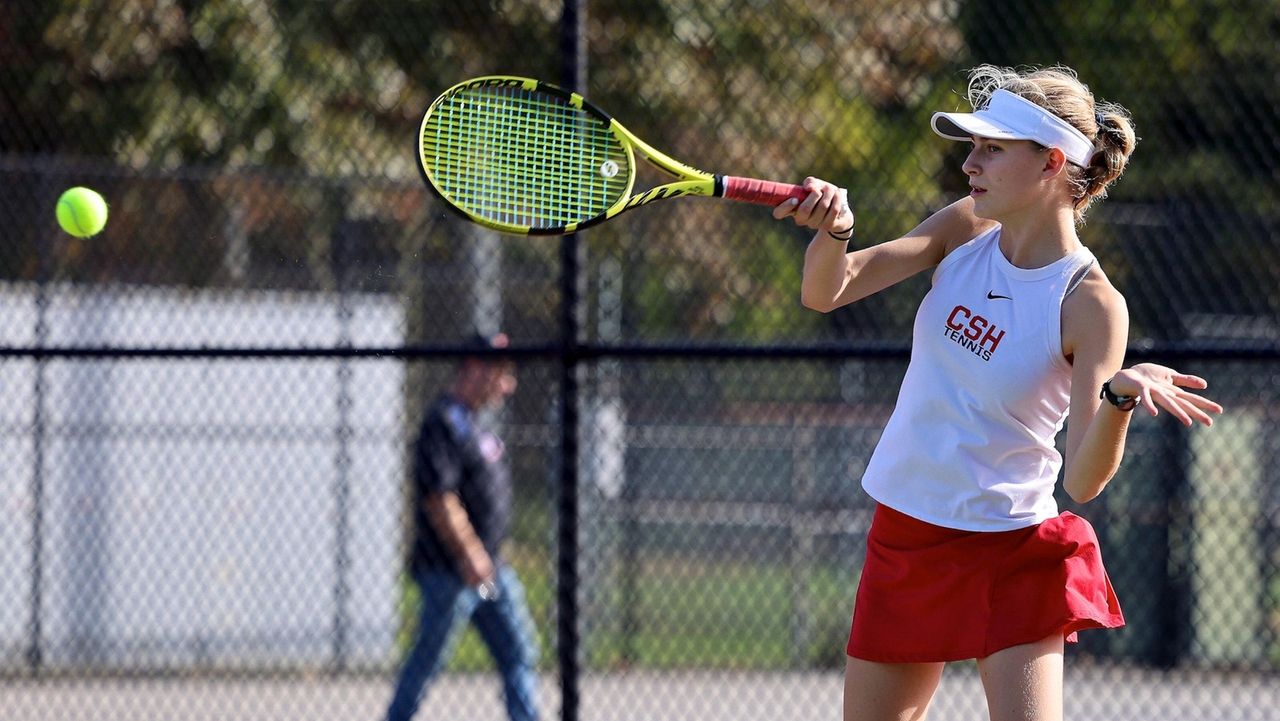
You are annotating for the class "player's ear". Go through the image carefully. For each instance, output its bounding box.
[1043,147,1068,177]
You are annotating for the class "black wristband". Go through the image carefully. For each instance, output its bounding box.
[1100,380,1140,411]
[826,225,854,242]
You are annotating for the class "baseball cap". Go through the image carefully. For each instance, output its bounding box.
[461,331,513,368]
[931,89,1095,167]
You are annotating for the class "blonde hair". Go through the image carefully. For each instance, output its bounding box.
[965,65,1137,222]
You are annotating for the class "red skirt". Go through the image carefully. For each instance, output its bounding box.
[846,503,1124,663]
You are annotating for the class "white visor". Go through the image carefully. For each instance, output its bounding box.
[931,89,1095,167]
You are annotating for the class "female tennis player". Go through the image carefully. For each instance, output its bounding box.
[775,65,1224,721]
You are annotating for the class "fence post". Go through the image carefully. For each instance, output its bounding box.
[557,2,587,720]
[1159,421,1194,667]
[330,197,354,672]
[28,175,52,674]
[790,427,816,667]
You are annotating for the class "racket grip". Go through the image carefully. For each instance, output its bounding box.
[720,176,809,207]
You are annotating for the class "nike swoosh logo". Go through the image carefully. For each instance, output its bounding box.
[986,291,1012,300]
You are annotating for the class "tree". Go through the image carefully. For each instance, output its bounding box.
[956,0,1280,340]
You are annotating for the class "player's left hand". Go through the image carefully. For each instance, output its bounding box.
[1107,363,1224,426]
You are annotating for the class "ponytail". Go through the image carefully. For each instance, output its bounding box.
[1072,102,1137,221]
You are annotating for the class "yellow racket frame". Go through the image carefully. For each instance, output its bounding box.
[418,76,723,235]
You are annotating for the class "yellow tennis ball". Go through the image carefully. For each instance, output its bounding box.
[56,187,109,238]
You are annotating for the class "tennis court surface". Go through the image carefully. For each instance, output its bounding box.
[4,666,1277,721]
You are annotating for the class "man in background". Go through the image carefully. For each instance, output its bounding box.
[386,332,540,721]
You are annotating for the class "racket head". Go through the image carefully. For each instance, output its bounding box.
[418,76,636,235]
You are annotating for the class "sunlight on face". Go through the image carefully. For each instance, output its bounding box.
[962,137,1053,219]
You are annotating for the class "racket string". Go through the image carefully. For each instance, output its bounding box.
[423,87,630,229]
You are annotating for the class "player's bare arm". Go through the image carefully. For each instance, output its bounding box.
[1060,272,1132,503]
[782,191,994,312]
[1062,272,1223,502]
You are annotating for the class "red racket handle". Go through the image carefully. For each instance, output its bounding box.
[720,176,810,206]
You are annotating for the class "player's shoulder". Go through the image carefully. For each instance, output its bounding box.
[927,197,999,256]
[1066,262,1126,319]
[1062,262,1128,360]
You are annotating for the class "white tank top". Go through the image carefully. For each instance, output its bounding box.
[860,226,1095,531]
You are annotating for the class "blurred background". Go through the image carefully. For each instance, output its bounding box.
[1,1,1277,720]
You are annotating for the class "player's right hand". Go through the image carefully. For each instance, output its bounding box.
[772,176,854,236]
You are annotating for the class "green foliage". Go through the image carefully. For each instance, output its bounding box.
[3,0,1276,337]
[12,0,558,174]
[953,0,1280,338]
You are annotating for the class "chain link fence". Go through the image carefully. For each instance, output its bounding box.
[2,1,1278,720]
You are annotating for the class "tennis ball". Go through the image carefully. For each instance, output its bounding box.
[56,187,109,238]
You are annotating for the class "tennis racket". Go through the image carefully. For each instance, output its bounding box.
[417,75,809,235]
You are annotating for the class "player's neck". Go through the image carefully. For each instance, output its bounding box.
[996,206,1080,269]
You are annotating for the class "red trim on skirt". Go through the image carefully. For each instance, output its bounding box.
[846,503,1125,663]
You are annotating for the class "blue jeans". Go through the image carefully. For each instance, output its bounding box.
[386,564,540,721]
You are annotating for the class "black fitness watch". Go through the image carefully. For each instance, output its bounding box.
[1100,380,1140,412]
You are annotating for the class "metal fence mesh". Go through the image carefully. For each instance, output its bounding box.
[2,1,1278,720]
